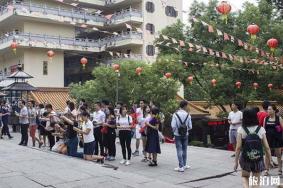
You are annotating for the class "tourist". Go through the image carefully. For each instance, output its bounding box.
[140,105,151,162]
[234,108,271,188]
[44,104,57,150]
[102,107,116,161]
[27,101,42,147]
[101,100,110,117]
[145,107,161,166]
[114,102,123,116]
[264,105,283,175]
[17,100,29,146]
[73,111,104,161]
[60,113,83,158]
[68,102,78,117]
[92,101,106,156]
[228,102,243,157]
[0,100,13,139]
[257,100,270,127]
[133,100,146,156]
[117,105,133,166]
[52,122,67,154]
[38,104,47,147]
[171,100,192,172]
[10,101,19,132]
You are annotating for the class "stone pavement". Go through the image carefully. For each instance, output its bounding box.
[0,131,280,188]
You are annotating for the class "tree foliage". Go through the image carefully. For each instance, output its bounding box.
[156,0,283,112]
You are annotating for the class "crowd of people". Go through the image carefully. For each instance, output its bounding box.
[2,98,193,172]
[229,101,283,188]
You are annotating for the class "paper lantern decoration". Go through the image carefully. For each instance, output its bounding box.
[112,64,120,73]
[135,67,142,76]
[253,82,259,90]
[165,72,172,79]
[216,1,232,24]
[267,38,278,55]
[247,24,260,43]
[80,57,88,69]
[211,79,217,87]
[235,81,241,89]
[187,76,193,85]
[11,41,17,54]
[268,83,273,90]
[47,50,55,61]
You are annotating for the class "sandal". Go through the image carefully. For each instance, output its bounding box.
[263,170,269,176]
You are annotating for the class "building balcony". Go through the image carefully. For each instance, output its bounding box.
[0,1,106,27]
[0,31,142,53]
[61,0,142,9]
[106,8,143,26]
[101,31,143,49]
[103,53,143,64]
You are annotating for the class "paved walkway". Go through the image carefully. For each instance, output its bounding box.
[1,131,281,188]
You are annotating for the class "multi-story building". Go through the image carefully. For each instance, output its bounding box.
[0,0,182,88]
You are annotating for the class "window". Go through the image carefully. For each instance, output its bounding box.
[165,6,178,17]
[146,23,155,34]
[43,61,48,75]
[146,45,155,56]
[146,2,155,13]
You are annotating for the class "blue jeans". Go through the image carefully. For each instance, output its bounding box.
[175,135,188,168]
[67,137,83,158]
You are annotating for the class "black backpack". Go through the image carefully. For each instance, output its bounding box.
[242,126,263,162]
[175,113,189,136]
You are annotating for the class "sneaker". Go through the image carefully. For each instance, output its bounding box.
[174,167,185,172]
[125,160,131,166]
[132,151,139,156]
[120,159,126,164]
[184,165,191,170]
[149,161,157,167]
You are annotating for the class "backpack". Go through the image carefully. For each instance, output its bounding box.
[175,113,189,136]
[242,126,263,162]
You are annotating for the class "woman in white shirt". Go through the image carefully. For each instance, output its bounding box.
[117,105,133,166]
[73,111,104,162]
[234,108,271,188]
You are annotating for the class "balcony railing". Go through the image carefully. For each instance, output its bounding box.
[106,8,142,25]
[0,1,106,23]
[0,31,142,51]
[103,54,143,64]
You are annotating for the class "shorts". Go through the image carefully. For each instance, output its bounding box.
[229,129,238,144]
[84,141,95,155]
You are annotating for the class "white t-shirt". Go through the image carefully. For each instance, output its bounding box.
[82,120,95,143]
[136,107,144,125]
[116,115,133,130]
[228,110,243,130]
[237,126,266,139]
[92,110,106,128]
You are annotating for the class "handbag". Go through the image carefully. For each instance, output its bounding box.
[101,126,108,134]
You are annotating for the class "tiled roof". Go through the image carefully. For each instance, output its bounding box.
[30,87,75,112]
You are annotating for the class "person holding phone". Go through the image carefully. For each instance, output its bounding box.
[17,100,29,146]
[116,105,133,166]
[74,111,104,161]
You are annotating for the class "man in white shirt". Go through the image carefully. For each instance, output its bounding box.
[171,100,192,172]
[17,100,29,146]
[228,102,242,157]
[92,102,106,156]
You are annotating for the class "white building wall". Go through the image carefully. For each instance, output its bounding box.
[24,49,64,87]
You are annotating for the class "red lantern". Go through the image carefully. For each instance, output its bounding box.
[165,72,172,79]
[80,57,88,69]
[268,83,273,90]
[216,1,232,24]
[235,81,241,89]
[112,64,120,73]
[267,38,279,54]
[247,24,260,43]
[253,82,259,90]
[47,50,55,61]
[211,79,217,87]
[136,67,142,76]
[187,76,193,85]
[11,41,17,54]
